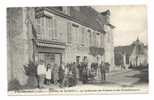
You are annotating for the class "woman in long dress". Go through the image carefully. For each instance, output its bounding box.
[95,64,102,82]
[45,64,52,85]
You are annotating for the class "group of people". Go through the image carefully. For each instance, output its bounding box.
[36,58,109,89]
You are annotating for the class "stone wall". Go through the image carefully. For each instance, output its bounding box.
[7,7,115,90]
[7,8,35,89]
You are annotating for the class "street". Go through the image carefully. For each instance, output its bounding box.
[106,69,141,87]
[8,67,149,95]
[106,66,148,87]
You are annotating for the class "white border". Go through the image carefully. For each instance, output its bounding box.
[1,0,154,99]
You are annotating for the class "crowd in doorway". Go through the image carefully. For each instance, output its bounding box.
[36,57,110,89]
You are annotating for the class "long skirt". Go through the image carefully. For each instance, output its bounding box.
[96,67,101,81]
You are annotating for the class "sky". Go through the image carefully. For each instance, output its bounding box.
[92,5,148,47]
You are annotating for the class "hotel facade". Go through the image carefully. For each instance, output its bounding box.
[7,6,115,86]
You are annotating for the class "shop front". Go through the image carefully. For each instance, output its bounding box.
[35,39,65,67]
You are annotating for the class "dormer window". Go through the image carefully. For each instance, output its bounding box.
[53,7,70,15]
[54,7,63,12]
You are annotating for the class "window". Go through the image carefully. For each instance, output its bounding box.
[89,30,92,46]
[100,34,104,47]
[81,27,85,45]
[36,17,44,40]
[93,32,96,46]
[72,24,79,44]
[96,32,101,47]
[36,16,58,40]
[76,56,80,63]
[53,18,57,40]
[67,22,72,43]
[45,17,52,38]
[36,18,41,34]
[45,17,56,40]
[86,30,89,46]
[54,7,63,11]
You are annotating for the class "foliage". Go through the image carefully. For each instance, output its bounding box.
[23,60,37,76]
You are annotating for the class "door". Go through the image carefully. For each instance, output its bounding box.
[38,53,62,67]
[55,54,61,67]
[45,53,55,66]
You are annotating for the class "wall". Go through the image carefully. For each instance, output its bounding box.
[49,12,102,63]
[129,45,148,67]
[7,8,36,89]
[7,7,115,90]
[7,8,29,86]
[104,24,114,70]
[35,8,111,65]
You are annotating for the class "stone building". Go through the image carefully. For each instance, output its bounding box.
[7,6,115,88]
[129,38,148,67]
[114,37,148,68]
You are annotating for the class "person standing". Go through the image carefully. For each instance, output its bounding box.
[53,63,59,85]
[71,62,77,86]
[58,62,65,86]
[63,63,69,87]
[45,64,52,85]
[82,57,88,84]
[78,62,83,81]
[100,61,106,82]
[76,62,80,84]
[82,64,87,84]
[96,63,101,82]
[68,63,73,87]
[37,60,46,88]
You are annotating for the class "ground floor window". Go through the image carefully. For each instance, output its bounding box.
[38,52,62,67]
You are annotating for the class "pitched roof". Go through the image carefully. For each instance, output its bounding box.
[69,6,105,32]
[114,39,147,56]
[114,45,134,56]
[37,6,113,33]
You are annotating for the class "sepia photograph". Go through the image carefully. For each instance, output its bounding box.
[7,5,148,95]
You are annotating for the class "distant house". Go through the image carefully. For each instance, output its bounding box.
[7,6,115,87]
[114,38,148,68]
[129,38,148,67]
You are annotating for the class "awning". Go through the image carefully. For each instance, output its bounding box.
[36,39,66,49]
[36,39,65,53]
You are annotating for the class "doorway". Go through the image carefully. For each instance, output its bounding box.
[38,52,62,67]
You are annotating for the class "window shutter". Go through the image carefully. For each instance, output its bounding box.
[89,31,91,46]
[49,17,53,40]
[93,32,96,47]
[81,27,85,45]
[36,18,41,34]
[67,22,72,43]
[53,18,57,40]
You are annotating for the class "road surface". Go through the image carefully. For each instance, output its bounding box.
[106,69,141,87]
